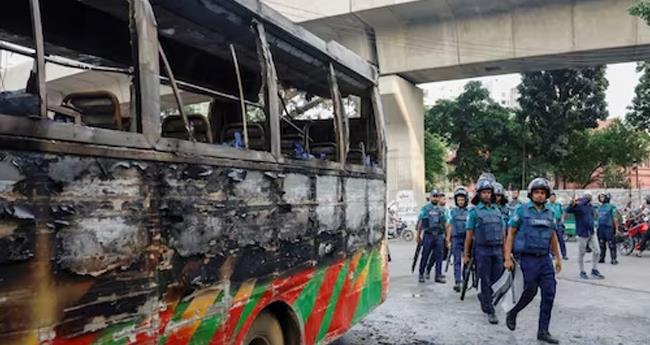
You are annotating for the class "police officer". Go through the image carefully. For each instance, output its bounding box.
[428,191,452,279]
[597,192,619,265]
[494,182,510,226]
[416,189,450,283]
[504,178,562,344]
[449,187,470,292]
[548,192,568,260]
[464,178,504,325]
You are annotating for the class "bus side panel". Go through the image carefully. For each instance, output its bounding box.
[0,151,157,345]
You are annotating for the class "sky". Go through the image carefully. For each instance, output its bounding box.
[420,62,641,118]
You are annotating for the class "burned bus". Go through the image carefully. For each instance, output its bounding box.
[0,0,388,344]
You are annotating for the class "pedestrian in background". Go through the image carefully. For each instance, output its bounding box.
[507,190,523,219]
[548,192,568,260]
[566,192,605,280]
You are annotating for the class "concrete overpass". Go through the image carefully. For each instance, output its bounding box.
[265,0,650,203]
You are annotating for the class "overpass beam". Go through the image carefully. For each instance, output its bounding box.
[379,75,425,205]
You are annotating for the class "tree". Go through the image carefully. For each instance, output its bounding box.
[630,0,650,26]
[626,61,650,131]
[424,132,447,191]
[517,67,609,181]
[425,81,517,184]
[555,120,650,188]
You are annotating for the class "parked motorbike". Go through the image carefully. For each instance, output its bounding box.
[387,219,414,241]
[619,220,649,256]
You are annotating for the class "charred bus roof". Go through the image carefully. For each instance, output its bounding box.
[0,0,377,101]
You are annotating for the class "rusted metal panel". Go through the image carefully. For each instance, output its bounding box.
[254,21,281,157]
[345,177,369,252]
[0,144,385,342]
[0,114,153,149]
[130,0,161,145]
[29,0,47,117]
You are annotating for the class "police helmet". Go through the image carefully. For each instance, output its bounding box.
[598,192,611,203]
[430,188,441,197]
[454,186,469,199]
[527,177,552,198]
[475,179,494,193]
[493,182,505,196]
[453,187,469,205]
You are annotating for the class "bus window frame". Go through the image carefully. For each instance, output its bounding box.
[0,0,385,175]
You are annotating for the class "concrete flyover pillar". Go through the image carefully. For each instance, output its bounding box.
[379,75,425,206]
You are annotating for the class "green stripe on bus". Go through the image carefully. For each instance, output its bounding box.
[159,299,192,345]
[292,267,327,323]
[315,260,351,344]
[188,291,225,345]
[352,252,370,283]
[352,250,383,324]
[233,282,268,338]
[92,319,138,345]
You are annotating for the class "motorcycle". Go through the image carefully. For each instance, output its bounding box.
[387,219,415,241]
[619,217,649,256]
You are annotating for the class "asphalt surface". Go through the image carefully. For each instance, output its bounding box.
[332,239,650,345]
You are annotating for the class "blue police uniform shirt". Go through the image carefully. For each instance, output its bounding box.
[418,203,448,233]
[466,202,505,246]
[509,201,557,255]
[597,203,617,228]
[547,201,563,222]
[565,198,595,237]
[449,207,469,238]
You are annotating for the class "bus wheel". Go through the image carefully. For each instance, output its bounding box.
[244,311,285,345]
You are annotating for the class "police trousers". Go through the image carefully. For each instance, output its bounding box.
[598,225,617,261]
[476,245,503,315]
[420,232,444,276]
[556,223,567,258]
[452,237,465,284]
[510,254,557,333]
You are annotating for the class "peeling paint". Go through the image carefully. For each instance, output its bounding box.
[0,149,385,342]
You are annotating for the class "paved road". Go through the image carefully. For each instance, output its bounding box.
[333,240,650,345]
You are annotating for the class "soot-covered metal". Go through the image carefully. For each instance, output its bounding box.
[0,149,385,342]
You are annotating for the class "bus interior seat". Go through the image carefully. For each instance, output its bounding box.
[281,122,306,157]
[347,148,364,165]
[0,91,39,117]
[162,114,213,143]
[221,123,266,150]
[309,142,337,161]
[62,91,124,130]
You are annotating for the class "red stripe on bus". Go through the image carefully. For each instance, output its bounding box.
[303,261,344,345]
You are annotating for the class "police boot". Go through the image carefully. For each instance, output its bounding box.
[453,283,461,292]
[505,312,517,331]
[434,276,446,284]
[418,274,425,283]
[487,313,498,325]
[537,331,560,344]
[611,259,619,265]
[425,272,431,280]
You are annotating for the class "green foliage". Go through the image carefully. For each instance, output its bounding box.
[517,67,609,170]
[630,0,650,26]
[424,132,447,190]
[626,61,650,131]
[425,81,519,185]
[555,120,650,188]
[602,165,631,189]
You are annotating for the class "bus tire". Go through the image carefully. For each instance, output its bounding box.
[244,311,285,345]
